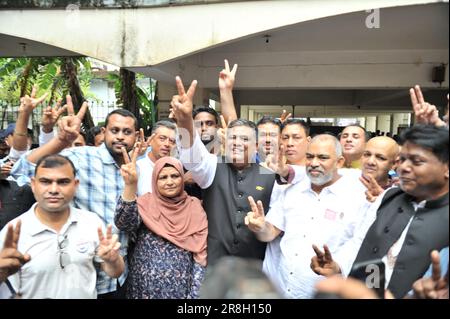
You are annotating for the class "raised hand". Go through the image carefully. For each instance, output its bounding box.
[244,196,266,233]
[264,144,289,178]
[359,175,384,203]
[410,85,445,127]
[311,244,341,277]
[217,115,228,156]
[42,99,67,133]
[279,110,292,124]
[170,76,197,125]
[135,129,151,158]
[412,250,449,299]
[0,160,15,179]
[0,220,31,282]
[96,224,121,264]
[19,85,49,114]
[219,59,238,91]
[120,142,140,185]
[57,95,88,146]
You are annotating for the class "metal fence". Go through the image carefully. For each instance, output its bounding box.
[0,100,120,141]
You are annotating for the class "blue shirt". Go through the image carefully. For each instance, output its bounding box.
[10,144,128,294]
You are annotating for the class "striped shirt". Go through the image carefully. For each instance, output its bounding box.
[10,143,128,294]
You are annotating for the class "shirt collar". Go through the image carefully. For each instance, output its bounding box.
[27,203,80,236]
[306,174,347,196]
[98,143,117,165]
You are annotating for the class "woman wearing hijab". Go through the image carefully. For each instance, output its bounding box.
[115,146,208,299]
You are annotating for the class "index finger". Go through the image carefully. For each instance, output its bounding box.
[323,244,333,261]
[248,196,259,215]
[3,223,15,248]
[414,85,425,104]
[220,115,227,129]
[146,133,156,145]
[12,220,21,248]
[231,63,238,76]
[131,142,140,164]
[31,85,37,98]
[121,146,130,164]
[35,92,48,106]
[430,250,442,282]
[66,95,74,115]
[410,88,419,109]
[97,227,105,242]
[175,76,186,96]
[224,59,230,72]
[106,224,113,240]
[139,128,144,143]
[76,101,88,120]
[256,200,265,217]
[312,244,324,258]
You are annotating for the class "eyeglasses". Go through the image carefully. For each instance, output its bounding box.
[57,234,70,269]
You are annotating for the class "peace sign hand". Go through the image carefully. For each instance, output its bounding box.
[310,244,341,277]
[0,220,31,282]
[57,95,88,146]
[19,85,49,114]
[264,144,289,178]
[244,196,266,233]
[42,99,67,133]
[97,225,121,264]
[410,85,445,127]
[120,142,140,185]
[360,175,384,203]
[170,76,197,125]
[279,110,292,124]
[219,59,238,91]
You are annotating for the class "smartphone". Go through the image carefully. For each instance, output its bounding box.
[349,258,386,299]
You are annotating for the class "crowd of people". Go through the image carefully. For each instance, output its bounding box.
[0,60,448,299]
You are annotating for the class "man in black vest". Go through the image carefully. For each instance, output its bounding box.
[171,76,276,265]
[311,124,448,298]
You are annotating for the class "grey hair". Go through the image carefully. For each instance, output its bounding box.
[151,120,178,135]
[310,134,343,157]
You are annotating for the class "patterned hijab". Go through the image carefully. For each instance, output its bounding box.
[137,157,208,266]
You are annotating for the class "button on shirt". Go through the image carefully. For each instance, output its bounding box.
[266,174,368,299]
[0,204,105,299]
[10,144,127,294]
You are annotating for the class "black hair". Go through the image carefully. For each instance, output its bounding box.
[35,154,77,177]
[151,120,177,134]
[281,118,310,136]
[399,124,449,163]
[105,109,138,130]
[340,124,370,141]
[256,116,282,132]
[228,119,258,140]
[192,106,220,125]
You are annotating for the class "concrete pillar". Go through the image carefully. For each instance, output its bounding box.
[376,115,391,134]
[365,116,377,132]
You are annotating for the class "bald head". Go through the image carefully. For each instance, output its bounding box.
[361,136,399,186]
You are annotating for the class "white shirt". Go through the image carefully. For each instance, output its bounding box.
[0,204,106,299]
[262,180,290,295]
[265,174,369,299]
[136,153,155,196]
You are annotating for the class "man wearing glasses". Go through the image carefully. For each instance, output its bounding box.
[0,154,124,299]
